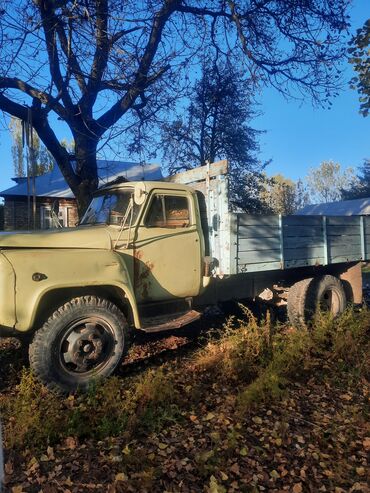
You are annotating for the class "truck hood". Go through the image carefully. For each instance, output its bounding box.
[0,226,112,250]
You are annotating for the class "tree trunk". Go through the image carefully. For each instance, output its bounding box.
[73,135,99,217]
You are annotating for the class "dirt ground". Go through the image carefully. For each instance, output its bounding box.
[1,305,369,493]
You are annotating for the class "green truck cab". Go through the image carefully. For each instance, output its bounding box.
[0,162,365,392]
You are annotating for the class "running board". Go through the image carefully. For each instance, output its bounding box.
[140,310,202,333]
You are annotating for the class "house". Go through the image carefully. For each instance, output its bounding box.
[0,160,162,230]
[296,197,370,216]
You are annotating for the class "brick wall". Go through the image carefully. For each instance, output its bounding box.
[3,197,79,231]
[64,199,79,228]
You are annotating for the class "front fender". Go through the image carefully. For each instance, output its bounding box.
[0,252,16,330]
[2,249,139,332]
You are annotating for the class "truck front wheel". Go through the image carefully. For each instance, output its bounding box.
[29,296,129,393]
[287,275,346,329]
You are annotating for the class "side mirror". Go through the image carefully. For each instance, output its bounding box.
[134,182,147,205]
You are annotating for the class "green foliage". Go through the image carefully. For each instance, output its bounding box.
[349,19,370,117]
[161,57,268,213]
[238,329,311,410]
[313,307,370,375]
[2,307,368,456]
[193,306,272,383]
[2,366,179,450]
[342,159,370,200]
[9,117,54,178]
[238,308,370,411]
[66,377,129,439]
[127,368,181,433]
[3,369,65,448]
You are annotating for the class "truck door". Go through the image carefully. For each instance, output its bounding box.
[132,190,202,303]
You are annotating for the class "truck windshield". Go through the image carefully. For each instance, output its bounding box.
[80,190,140,226]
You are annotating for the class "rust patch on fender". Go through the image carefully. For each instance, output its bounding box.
[133,249,154,300]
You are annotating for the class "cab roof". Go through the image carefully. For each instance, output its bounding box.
[96,180,195,194]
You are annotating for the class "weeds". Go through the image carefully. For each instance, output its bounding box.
[126,368,181,433]
[238,307,369,411]
[67,377,129,439]
[193,306,272,383]
[238,329,311,410]
[3,369,65,448]
[1,306,368,453]
[2,366,179,450]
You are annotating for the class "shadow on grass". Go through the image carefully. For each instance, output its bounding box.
[0,338,29,392]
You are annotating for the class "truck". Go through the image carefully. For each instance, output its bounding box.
[0,160,367,392]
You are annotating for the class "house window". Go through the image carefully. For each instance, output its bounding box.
[145,195,190,228]
[40,204,68,229]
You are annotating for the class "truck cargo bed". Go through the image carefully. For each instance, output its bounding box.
[167,160,370,276]
[234,214,369,274]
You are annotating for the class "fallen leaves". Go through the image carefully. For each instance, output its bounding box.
[115,472,127,482]
[339,393,353,401]
[5,461,13,474]
[239,447,248,456]
[363,437,370,451]
[292,483,303,493]
[1,312,369,493]
[11,487,24,493]
[204,412,216,421]
[64,436,78,450]
[208,475,226,493]
[270,469,279,479]
[229,463,240,475]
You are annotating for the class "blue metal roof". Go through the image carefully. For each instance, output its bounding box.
[0,160,162,198]
[296,197,370,216]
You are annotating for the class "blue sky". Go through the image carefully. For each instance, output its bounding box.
[0,1,369,191]
[255,1,370,181]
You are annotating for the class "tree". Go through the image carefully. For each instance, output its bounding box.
[9,117,24,178]
[349,19,370,117]
[342,159,370,199]
[306,160,357,203]
[261,175,310,215]
[295,179,311,212]
[0,1,351,213]
[161,58,267,211]
[9,117,54,177]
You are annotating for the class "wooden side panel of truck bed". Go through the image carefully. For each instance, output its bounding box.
[235,214,370,274]
[164,160,370,276]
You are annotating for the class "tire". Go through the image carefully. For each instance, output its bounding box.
[287,275,346,329]
[29,296,129,393]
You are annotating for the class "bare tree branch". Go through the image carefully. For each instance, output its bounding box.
[96,0,180,133]
[36,0,75,113]
[0,77,67,118]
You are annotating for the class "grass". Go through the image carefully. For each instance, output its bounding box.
[1,306,369,453]
[2,366,179,450]
[192,306,272,383]
[189,304,369,411]
[238,306,369,411]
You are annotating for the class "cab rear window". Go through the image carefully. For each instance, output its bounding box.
[145,195,190,228]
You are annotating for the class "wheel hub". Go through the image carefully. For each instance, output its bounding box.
[320,288,341,315]
[60,318,115,374]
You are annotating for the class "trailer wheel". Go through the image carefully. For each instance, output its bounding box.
[29,296,129,393]
[287,275,346,329]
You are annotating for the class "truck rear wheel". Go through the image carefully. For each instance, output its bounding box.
[29,296,129,393]
[287,275,346,329]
